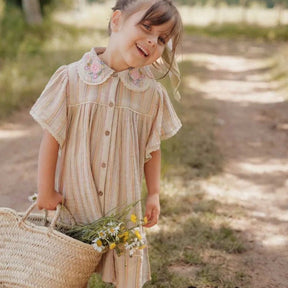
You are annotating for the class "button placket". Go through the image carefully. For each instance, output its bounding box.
[98,77,119,198]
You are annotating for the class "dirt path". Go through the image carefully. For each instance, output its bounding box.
[0,109,41,211]
[1,36,288,287]
[181,36,288,287]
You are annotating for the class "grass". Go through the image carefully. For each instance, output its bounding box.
[0,5,106,120]
[88,276,114,288]
[269,48,288,98]
[160,60,224,180]
[142,194,248,288]
[185,23,288,42]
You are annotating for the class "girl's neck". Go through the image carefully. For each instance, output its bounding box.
[98,46,131,72]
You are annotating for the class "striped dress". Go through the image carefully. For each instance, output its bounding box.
[30,47,182,288]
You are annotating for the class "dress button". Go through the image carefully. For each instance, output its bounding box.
[105,130,110,136]
[109,102,114,107]
[98,191,103,196]
[101,162,106,168]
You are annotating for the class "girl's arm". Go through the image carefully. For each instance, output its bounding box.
[143,149,161,228]
[36,129,63,210]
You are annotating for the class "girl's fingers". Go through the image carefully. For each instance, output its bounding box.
[37,192,63,211]
[144,208,159,228]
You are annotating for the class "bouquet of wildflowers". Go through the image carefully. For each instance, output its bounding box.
[28,194,147,257]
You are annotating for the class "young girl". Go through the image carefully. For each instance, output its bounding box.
[30,0,183,287]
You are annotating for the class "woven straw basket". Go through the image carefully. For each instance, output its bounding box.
[0,203,103,288]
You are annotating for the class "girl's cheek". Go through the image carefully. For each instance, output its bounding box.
[157,48,165,59]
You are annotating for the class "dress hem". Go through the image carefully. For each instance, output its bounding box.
[101,274,152,288]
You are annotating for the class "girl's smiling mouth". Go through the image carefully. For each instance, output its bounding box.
[136,43,149,57]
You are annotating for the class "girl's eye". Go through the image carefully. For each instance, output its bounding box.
[142,23,151,31]
[158,37,166,45]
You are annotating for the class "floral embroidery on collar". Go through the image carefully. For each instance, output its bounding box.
[77,47,152,92]
[84,57,106,79]
[128,68,146,87]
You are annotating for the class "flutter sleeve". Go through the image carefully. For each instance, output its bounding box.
[145,83,182,163]
[30,65,69,148]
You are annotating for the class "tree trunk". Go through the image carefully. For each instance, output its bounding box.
[213,0,221,24]
[277,3,284,26]
[75,0,86,12]
[240,0,248,23]
[22,0,42,25]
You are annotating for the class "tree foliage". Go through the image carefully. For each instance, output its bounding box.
[4,0,288,9]
[4,0,72,14]
[174,0,288,8]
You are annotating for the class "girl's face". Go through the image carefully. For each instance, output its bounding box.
[110,7,173,69]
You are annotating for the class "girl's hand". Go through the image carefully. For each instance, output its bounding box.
[37,190,63,210]
[143,193,160,228]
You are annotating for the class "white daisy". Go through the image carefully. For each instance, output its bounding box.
[28,193,38,202]
[92,243,105,253]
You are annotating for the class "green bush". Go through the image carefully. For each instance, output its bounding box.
[0,6,27,59]
[0,3,83,119]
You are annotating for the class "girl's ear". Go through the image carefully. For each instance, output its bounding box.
[110,10,122,32]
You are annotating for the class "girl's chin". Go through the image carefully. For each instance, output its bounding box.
[124,56,147,68]
[122,48,156,68]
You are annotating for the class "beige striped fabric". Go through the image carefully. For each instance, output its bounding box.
[30,47,182,288]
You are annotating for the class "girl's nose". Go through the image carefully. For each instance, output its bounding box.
[147,37,156,47]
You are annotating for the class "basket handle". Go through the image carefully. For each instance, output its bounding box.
[20,202,65,233]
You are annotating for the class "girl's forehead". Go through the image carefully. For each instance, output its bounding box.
[127,7,175,34]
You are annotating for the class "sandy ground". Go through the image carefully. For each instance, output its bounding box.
[1,36,288,287]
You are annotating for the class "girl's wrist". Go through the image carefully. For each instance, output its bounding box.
[147,190,160,196]
[38,188,57,197]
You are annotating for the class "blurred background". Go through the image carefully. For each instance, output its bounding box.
[1,0,288,287]
[0,0,287,118]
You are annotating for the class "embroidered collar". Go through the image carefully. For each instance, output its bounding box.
[77,47,153,92]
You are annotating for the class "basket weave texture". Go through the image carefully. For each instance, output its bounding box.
[0,203,102,288]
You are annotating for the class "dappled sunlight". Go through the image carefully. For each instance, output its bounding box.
[199,175,267,203]
[145,223,161,234]
[180,53,272,73]
[262,235,287,247]
[180,52,286,103]
[54,3,288,28]
[0,129,30,140]
[53,3,111,29]
[160,177,188,197]
[42,32,107,53]
[179,6,288,26]
[187,78,284,103]
[198,173,288,254]
[237,160,288,174]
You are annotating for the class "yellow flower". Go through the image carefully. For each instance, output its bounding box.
[123,232,129,242]
[135,230,142,240]
[143,217,148,225]
[118,231,129,242]
[96,239,103,247]
[130,214,137,223]
[110,228,115,233]
[109,243,116,250]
